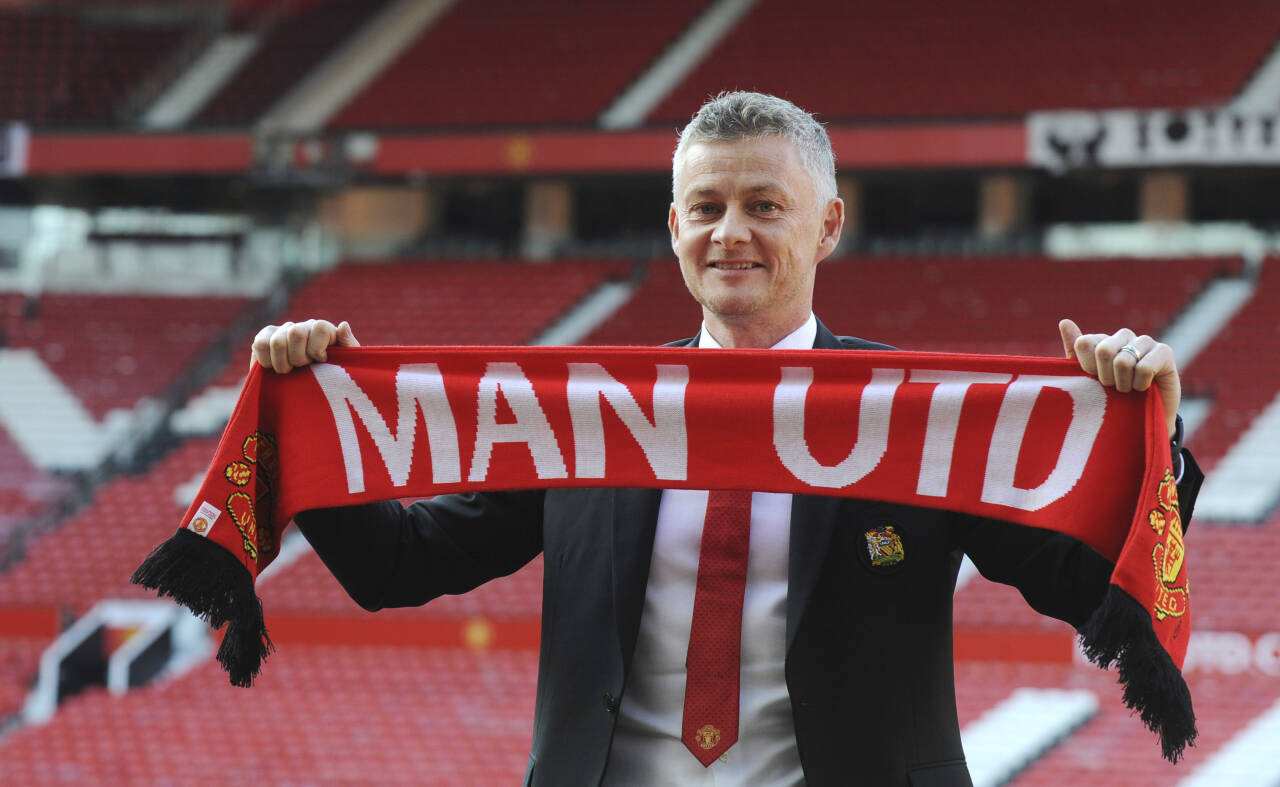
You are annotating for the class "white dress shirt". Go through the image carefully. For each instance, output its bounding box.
[602,315,816,786]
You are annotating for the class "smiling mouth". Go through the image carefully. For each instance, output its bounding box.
[708,261,762,270]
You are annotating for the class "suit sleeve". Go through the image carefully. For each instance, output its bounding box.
[293,490,545,612]
[956,446,1204,629]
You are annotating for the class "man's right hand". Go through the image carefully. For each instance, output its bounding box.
[251,319,359,374]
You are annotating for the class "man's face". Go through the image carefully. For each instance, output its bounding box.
[669,136,842,340]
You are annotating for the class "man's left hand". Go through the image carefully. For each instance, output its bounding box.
[1059,318,1181,435]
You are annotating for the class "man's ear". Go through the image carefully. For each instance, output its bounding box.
[816,197,844,261]
[668,203,680,252]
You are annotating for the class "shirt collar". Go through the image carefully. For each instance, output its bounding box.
[698,313,817,350]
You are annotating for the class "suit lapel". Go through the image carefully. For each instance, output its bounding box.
[612,487,663,674]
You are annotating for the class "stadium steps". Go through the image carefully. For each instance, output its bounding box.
[1179,697,1280,786]
[1194,392,1280,521]
[0,6,202,127]
[961,688,1099,787]
[1158,274,1256,369]
[1231,29,1280,112]
[194,0,396,129]
[259,0,452,133]
[599,0,760,130]
[995,666,1280,786]
[141,33,261,129]
[327,0,715,129]
[0,349,132,472]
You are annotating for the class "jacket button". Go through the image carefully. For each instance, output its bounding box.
[602,692,618,713]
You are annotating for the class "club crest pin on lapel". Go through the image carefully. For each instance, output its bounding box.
[864,524,905,568]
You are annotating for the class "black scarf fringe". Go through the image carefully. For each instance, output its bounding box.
[1077,584,1196,762]
[130,528,273,687]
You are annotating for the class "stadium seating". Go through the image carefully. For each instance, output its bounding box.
[650,0,1280,122]
[1180,258,1280,471]
[0,7,199,127]
[273,258,624,346]
[585,255,1235,353]
[1,646,1273,784]
[955,662,1280,785]
[205,257,625,391]
[194,0,391,126]
[3,293,252,420]
[0,635,45,721]
[0,428,71,560]
[0,259,621,614]
[0,436,220,614]
[327,0,715,129]
[0,645,538,784]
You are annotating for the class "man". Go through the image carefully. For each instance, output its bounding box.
[253,92,1200,786]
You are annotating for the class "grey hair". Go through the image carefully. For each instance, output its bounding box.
[672,91,838,205]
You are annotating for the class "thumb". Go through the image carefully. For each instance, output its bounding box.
[1058,318,1082,360]
[336,321,360,347]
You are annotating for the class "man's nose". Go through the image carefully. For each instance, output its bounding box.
[711,207,751,247]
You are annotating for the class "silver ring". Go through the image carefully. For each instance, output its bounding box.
[1119,344,1142,362]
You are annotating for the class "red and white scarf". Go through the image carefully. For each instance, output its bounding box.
[134,346,1194,760]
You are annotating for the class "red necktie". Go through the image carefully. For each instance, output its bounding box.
[682,489,752,766]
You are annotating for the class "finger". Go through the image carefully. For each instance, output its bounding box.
[1136,345,1172,394]
[269,321,294,374]
[1133,342,1182,434]
[1093,329,1134,388]
[1072,333,1106,377]
[305,319,335,363]
[1109,333,1152,393]
[251,325,278,370]
[1058,319,1082,360]
[336,321,360,347]
[286,321,312,370]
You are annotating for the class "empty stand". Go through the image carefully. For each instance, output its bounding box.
[276,258,622,346]
[207,258,624,393]
[1180,258,1280,472]
[0,645,537,785]
[0,7,200,127]
[194,0,390,126]
[0,636,45,721]
[586,256,1234,353]
[328,0,714,129]
[0,437,219,614]
[4,294,251,419]
[0,428,72,559]
[579,261,699,346]
[953,663,1280,786]
[651,0,1280,122]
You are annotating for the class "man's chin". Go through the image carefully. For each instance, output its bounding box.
[700,294,762,319]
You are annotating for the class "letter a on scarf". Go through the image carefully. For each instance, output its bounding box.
[133,346,1195,760]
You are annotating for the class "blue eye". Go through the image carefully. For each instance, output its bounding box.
[756,202,776,213]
